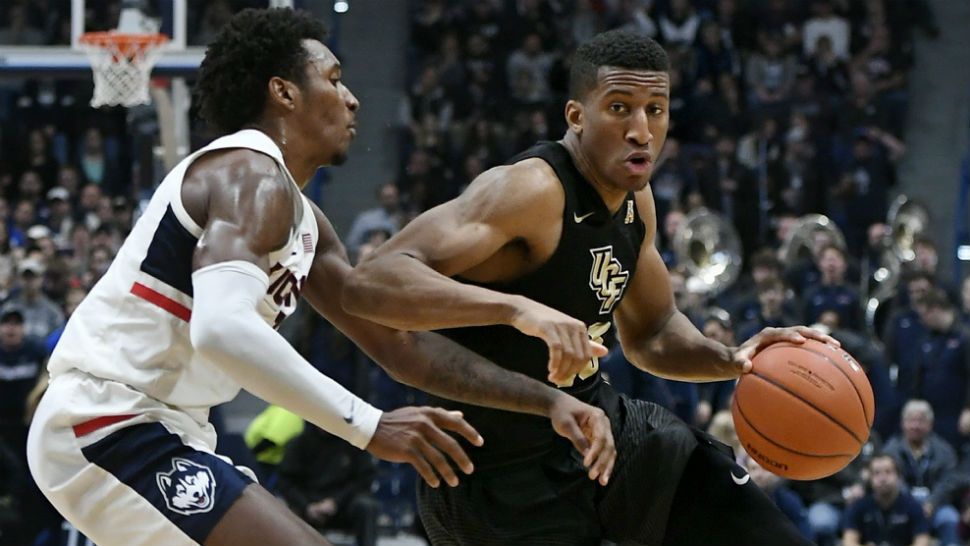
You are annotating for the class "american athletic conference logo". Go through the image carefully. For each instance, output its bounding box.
[156,458,217,516]
[588,246,629,314]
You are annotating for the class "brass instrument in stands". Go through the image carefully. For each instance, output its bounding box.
[864,195,931,337]
[673,208,742,296]
[779,214,847,266]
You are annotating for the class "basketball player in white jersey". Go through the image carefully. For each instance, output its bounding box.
[27,9,614,546]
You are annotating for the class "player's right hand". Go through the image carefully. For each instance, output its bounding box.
[365,406,483,488]
[509,297,607,386]
[548,393,616,485]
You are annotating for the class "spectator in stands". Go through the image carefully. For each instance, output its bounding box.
[885,271,933,396]
[910,292,970,448]
[738,278,799,342]
[802,0,850,60]
[657,0,700,49]
[346,182,403,258]
[506,33,555,106]
[843,453,931,546]
[9,200,37,248]
[696,309,736,427]
[0,307,46,463]
[883,400,961,546]
[803,244,861,330]
[21,129,58,190]
[806,34,851,99]
[42,187,72,248]
[278,426,379,546]
[0,3,45,45]
[43,287,85,356]
[77,128,120,194]
[0,436,26,546]
[746,32,797,113]
[742,452,814,540]
[5,259,62,340]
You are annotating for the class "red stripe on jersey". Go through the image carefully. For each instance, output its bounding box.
[131,282,192,322]
[73,414,138,437]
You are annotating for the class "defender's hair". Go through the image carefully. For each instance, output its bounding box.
[194,8,328,134]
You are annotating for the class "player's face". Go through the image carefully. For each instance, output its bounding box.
[298,40,359,166]
[574,67,669,193]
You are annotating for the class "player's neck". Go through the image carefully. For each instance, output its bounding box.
[246,122,313,190]
[560,134,627,214]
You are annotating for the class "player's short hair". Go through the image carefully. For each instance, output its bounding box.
[194,8,328,134]
[569,30,669,100]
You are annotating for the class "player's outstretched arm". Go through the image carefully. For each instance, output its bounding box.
[305,203,616,484]
[614,190,837,381]
[182,150,478,487]
[343,161,605,385]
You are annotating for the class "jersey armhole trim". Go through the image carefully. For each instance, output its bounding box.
[170,187,204,239]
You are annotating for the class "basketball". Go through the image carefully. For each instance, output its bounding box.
[732,339,874,481]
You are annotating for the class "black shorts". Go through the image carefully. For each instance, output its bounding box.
[418,397,815,546]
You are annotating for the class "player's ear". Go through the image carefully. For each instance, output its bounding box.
[565,99,584,136]
[267,76,298,112]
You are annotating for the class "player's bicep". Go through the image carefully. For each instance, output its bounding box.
[614,190,675,346]
[363,164,553,277]
[614,243,676,346]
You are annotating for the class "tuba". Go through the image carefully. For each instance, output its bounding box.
[673,208,743,296]
[864,195,930,337]
[779,214,847,266]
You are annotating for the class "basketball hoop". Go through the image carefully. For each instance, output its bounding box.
[79,31,169,108]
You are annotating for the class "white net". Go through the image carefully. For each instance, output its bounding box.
[80,33,168,108]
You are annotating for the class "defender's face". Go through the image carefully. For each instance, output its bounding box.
[299,40,359,166]
[575,67,669,192]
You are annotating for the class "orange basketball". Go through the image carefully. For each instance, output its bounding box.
[731,339,874,480]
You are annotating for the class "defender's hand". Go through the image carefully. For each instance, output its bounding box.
[510,298,607,385]
[365,407,483,488]
[733,326,840,374]
[549,393,616,486]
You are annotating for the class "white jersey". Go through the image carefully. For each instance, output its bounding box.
[48,129,318,423]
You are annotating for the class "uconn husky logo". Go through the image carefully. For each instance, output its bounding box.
[588,246,629,314]
[156,458,217,515]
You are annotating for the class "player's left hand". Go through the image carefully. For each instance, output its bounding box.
[733,326,840,374]
[548,392,616,486]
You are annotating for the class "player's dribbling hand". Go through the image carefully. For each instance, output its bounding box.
[733,326,841,374]
[509,297,607,385]
[549,393,616,486]
[366,407,484,488]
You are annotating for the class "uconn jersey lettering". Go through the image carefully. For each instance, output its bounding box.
[47,129,318,416]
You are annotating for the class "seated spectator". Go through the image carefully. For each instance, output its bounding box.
[278,425,379,546]
[745,32,797,112]
[883,400,961,546]
[803,244,861,330]
[0,436,26,546]
[802,0,850,60]
[695,309,737,427]
[0,307,46,461]
[960,275,970,327]
[843,454,931,546]
[5,258,63,340]
[737,278,799,342]
[910,292,970,448]
[742,452,814,540]
[345,183,404,257]
[0,4,45,45]
[707,409,741,456]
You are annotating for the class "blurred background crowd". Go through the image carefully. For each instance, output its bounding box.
[0,1,969,545]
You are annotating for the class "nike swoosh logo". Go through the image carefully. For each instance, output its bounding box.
[574,211,595,223]
[730,471,750,485]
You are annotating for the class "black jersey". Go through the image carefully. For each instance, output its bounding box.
[434,141,647,467]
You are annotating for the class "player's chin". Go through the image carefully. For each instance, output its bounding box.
[330,148,349,166]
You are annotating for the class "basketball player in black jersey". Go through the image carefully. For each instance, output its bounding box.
[36,9,619,546]
[345,30,837,545]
